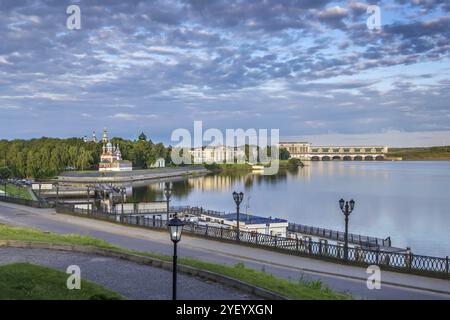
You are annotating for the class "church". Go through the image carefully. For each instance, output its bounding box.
[98,128,133,172]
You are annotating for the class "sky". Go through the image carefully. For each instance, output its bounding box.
[0,0,449,146]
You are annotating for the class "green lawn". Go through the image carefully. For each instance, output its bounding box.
[0,224,120,250]
[0,263,123,300]
[0,184,33,200]
[0,224,350,300]
[388,146,450,160]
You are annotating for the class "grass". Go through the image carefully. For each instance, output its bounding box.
[0,224,120,250]
[0,224,350,300]
[0,184,33,200]
[388,146,450,160]
[0,263,123,300]
[180,259,349,300]
[205,163,253,173]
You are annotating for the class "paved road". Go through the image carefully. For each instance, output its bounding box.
[0,247,255,300]
[1,202,449,300]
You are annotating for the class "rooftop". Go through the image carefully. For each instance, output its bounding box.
[221,213,287,225]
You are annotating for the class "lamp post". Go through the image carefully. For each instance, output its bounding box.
[232,191,244,241]
[87,185,91,214]
[339,198,355,261]
[164,182,172,219]
[168,213,183,300]
[120,187,125,215]
[55,183,59,205]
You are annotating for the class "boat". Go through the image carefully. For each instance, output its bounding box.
[251,165,265,171]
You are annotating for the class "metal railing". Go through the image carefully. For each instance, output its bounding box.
[0,195,54,208]
[181,206,227,217]
[55,203,449,278]
[288,222,391,248]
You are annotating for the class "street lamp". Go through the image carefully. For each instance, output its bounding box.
[164,182,172,218]
[86,185,91,214]
[55,182,59,205]
[120,187,125,215]
[339,198,355,261]
[168,213,183,300]
[232,191,244,241]
[2,179,6,198]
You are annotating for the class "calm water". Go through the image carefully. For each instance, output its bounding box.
[131,161,450,257]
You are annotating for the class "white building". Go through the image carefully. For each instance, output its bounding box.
[99,128,133,172]
[150,158,166,168]
[191,145,246,164]
[279,142,389,161]
[199,212,288,237]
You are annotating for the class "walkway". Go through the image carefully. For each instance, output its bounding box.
[0,202,449,300]
[0,247,255,300]
[57,167,208,183]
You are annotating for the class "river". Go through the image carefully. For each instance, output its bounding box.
[130,161,450,257]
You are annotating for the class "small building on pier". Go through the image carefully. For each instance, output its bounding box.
[190,209,289,237]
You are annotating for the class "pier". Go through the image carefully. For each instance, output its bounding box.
[56,167,209,183]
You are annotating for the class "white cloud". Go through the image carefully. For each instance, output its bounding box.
[108,113,158,121]
[0,56,12,65]
[0,105,21,109]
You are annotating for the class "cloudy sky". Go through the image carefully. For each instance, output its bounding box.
[0,0,449,146]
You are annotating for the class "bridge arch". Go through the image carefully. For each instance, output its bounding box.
[354,155,363,161]
[322,156,331,161]
[343,156,352,161]
[375,155,384,161]
[365,155,374,161]
[311,156,320,161]
[332,155,341,160]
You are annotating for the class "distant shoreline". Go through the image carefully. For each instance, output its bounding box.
[387,146,450,161]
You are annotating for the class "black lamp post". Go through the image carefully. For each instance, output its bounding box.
[55,183,59,205]
[2,179,6,198]
[168,213,183,300]
[86,185,91,214]
[232,191,244,241]
[339,198,355,261]
[120,187,125,215]
[164,182,172,219]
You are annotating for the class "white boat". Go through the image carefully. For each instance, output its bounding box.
[252,165,265,171]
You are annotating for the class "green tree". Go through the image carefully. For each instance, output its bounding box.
[280,147,290,160]
[0,167,12,180]
[0,135,170,178]
[77,148,93,171]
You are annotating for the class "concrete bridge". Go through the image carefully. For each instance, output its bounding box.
[279,142,388,161]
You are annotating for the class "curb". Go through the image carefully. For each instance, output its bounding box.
[0,240,288,300]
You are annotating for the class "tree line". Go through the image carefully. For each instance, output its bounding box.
[0,134,170,179]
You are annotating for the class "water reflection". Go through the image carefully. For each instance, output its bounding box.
[131,161,450,256]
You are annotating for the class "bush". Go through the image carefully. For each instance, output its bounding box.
[287,158,303,167]
[204,163,221,172]
[0,166,12,180]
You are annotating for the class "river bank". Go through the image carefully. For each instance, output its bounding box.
[388,146,450,160]
[204,159,304,173]
[57,167,209,184]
